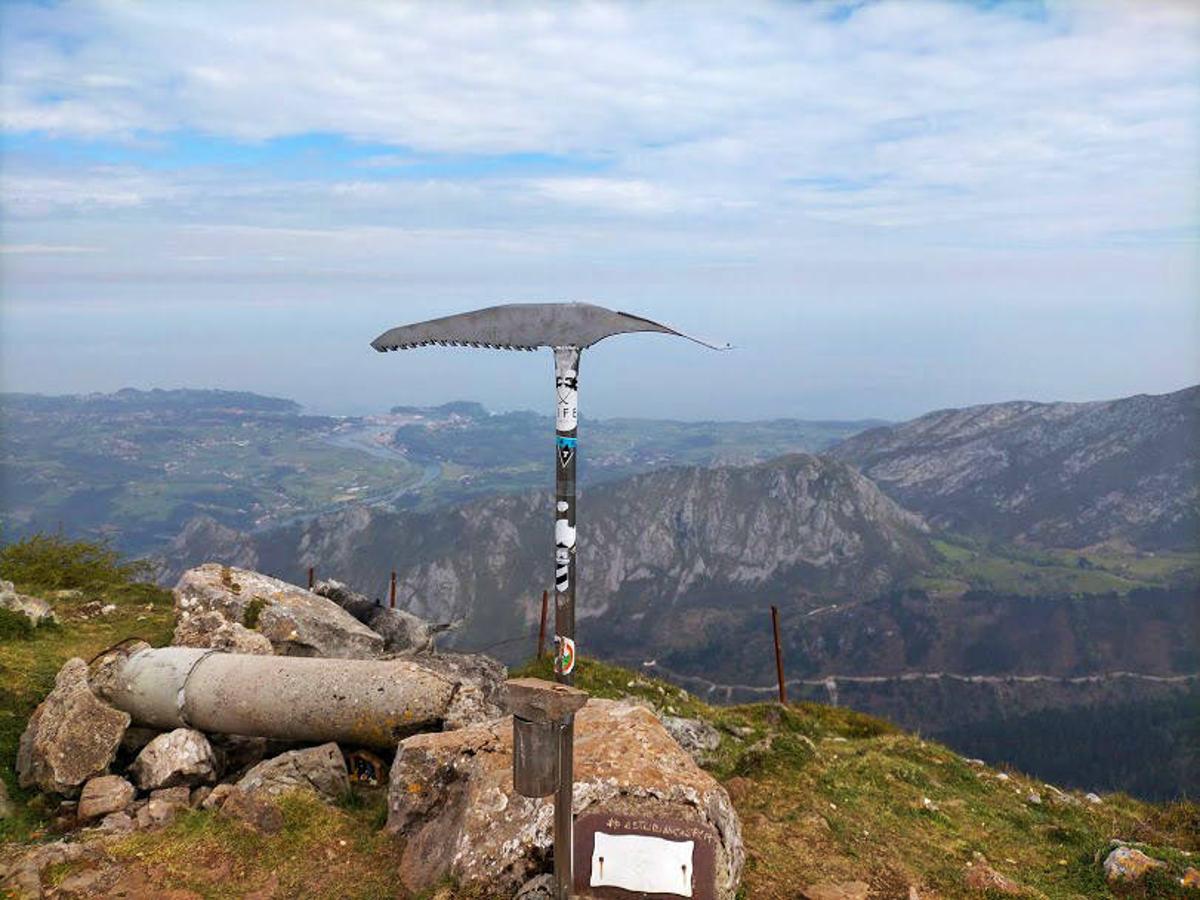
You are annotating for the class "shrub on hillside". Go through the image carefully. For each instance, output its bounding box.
[0,607,58,642]
[0,532,150,592]
[0,607,35,640]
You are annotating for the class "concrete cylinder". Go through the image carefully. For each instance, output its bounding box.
[96,647,458,748]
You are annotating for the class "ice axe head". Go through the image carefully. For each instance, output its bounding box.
[371,301,730,353]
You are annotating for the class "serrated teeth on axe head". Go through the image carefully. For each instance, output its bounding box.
[370,301,728,353]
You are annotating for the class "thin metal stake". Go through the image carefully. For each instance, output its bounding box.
[390,571,397,609]
[771,604,787,705]
[307,566,314,590]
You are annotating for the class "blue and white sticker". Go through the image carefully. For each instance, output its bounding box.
[556,435,577,468]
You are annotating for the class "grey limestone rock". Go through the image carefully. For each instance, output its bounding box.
[174,564,383,659]
[129,728,218,790]
[387,699,743,898]
[314,579,460,654]
[17,659,129,796]
[0,579,57,627]
[236,742,349,802]
[77,775,136,822]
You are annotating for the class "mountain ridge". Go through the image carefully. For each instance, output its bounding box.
[159,452,933,643]
[830,384,1199,550]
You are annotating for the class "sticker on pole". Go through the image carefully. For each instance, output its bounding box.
[555,636,576,675]
[556,435,577,468]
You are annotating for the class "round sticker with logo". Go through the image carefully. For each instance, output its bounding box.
[556,636,576,675]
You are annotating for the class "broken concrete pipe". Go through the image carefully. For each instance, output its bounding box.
[90,645,456,749]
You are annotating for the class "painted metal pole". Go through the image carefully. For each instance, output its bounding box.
[552,346,580,900]
[771,604,787,705]
[537,589,549,659]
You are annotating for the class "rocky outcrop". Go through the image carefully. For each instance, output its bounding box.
[16,658,129,796]
[172,609,273,655]
[165,455,930,665]
[1104,846,1166,884]
[386,698,743,897]
[832,384,1199,549]
[77,775,135,823]
[174,564,383,658]
[314,580,459,653]
[963,855,1026,895]
[129,729,218,790]
[217,786,286,834]
[0,579,57,627]
[161,514,262,576]
[136,788,191,830]
[662,715,721,763]
[236,742,348,802]
[0,838,104,898]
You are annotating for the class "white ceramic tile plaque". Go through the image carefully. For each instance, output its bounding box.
[590,831,695,897]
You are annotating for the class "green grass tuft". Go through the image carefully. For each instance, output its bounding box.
[242,596,267,629]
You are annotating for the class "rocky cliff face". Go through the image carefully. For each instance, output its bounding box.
[831,385,1199,549]
[162,454,932,656]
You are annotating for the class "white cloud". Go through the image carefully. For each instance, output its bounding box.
[0,1,1197,417]
[0,0,1195,244]
[0,244,101,255]
[527,177,685,215]
[0,168,183,215]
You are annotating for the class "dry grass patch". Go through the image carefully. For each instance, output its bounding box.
[104,791,401,899]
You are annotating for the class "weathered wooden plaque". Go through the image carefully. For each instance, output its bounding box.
[573,813,719,900]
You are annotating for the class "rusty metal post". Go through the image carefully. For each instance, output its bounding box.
[771,604,787,705]
[307,566,314,590]
[390,570,397,609]
[537,589,549,659]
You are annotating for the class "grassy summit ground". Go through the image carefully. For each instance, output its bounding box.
[1,537,1196,898]
[520,657,1198,899]
[0,536,177,844]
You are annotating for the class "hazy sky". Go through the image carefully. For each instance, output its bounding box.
[1,0,1197,420]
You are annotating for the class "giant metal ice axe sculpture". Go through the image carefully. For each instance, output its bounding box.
[372,302,726,898]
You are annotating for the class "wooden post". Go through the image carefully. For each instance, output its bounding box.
[307,566,314,590]
[537,590,549,659]
[771,605,787,705]
[390,571,397,609]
